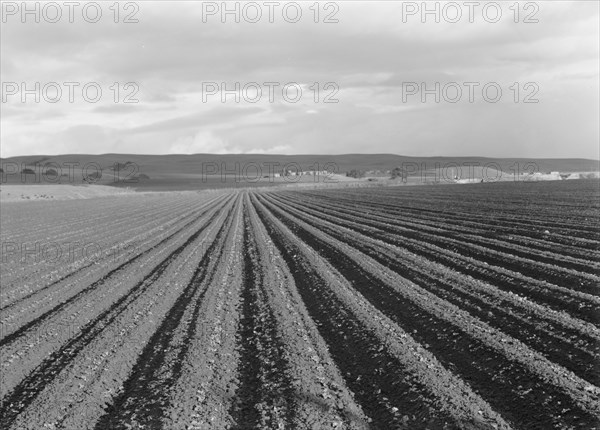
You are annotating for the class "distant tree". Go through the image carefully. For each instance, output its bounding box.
[83,171,102,183]
[346,169,365,179]
[390,167,408,180]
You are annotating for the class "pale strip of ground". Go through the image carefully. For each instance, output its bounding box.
[0,184,219,202]
[0,185,136,202]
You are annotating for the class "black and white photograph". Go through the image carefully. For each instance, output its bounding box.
[1,1,599,428]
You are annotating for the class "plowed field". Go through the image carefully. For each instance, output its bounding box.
[1,180,599,429]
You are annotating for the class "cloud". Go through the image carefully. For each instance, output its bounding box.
[125,106,264,134]
[1,1,598,158]
[168,130,229,154]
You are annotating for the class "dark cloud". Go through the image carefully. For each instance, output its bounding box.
[1,2,598,158]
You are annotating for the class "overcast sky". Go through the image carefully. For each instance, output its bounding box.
[1,1,598,158]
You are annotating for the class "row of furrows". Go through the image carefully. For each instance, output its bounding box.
[295,191,600,276]
[0,193,194,257]
[0,195,170,242]
[273,192,599,324]
[276,191,600,334]
[4,194,237,430]
[301,189,600,258]
[0,194,227,312]
[0,194,199,290]
[0,195,232,349]
[0,204,197,298]
[266,192,600,386]
[244,193,371,429]
[164,197,247,429]
[2,183,597,428]
[257,192,600,429]
[310,186,600,244]
[301,190,579,243]
[0,196,235,429]
[228,200,296,429]
[358,180,600,217]
[284,192,600,293]
[0,200,229,406]
[252,194,461,429]
[94,200,236,429]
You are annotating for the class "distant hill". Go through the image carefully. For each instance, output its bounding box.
[2,153,598,173]
[1,153,598,191]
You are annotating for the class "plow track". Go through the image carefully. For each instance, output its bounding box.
[253,197,461,429]
[0,198,232,429]
[95,203,235,429]
[257,193,599,429]
[264,192,600,386]
[228,202,296,428]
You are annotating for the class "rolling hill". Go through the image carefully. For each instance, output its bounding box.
[1,154,598,191]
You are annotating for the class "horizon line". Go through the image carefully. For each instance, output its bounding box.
[1,153,599,162]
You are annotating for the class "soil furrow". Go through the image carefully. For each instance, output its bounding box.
[94,203,235,429]
[0,195,197,298]
[277,192,599,295]
[266,193,600,385]
[305,187,600,247]
[258,193,600,429]
[0,196,228,348]
[229,201,296,429]
[294,192,600,277]
[253,197,460,429]
[0,200,230,429]
[0,196,218,312]
[271,192,599,324]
